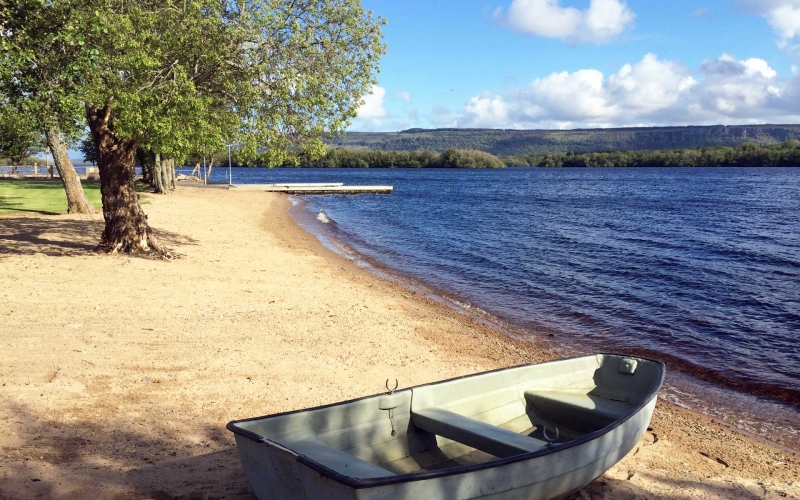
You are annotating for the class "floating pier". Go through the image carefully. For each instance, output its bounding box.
[230,183,392,195]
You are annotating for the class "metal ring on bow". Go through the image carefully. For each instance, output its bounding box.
[542,426,559,442]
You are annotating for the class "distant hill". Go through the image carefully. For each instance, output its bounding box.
[328,125,800,155]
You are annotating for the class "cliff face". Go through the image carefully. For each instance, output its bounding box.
[329,125,800,155]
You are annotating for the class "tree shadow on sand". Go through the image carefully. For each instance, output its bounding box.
[0,402,253,500]
[0,216,198,257]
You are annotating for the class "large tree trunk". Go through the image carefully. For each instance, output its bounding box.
[45,127,97,214]
[86,104,166,256]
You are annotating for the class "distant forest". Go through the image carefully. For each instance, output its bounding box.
[268,141,800,168]
[326,125,800,156]
[501,141,800,168]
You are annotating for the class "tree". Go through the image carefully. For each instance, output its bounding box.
[440,149,506,169]
[79,137,96,166]
[0,1,97,214]
[0,106,43,173]
[3,0,385,255]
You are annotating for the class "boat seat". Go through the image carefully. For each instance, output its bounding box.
[411,407,548,458]
[524,390,634,422]
[283,436,395,479]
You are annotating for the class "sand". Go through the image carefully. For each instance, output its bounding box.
[0,186,797,500]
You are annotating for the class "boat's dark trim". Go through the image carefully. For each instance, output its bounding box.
[227,353,665,489]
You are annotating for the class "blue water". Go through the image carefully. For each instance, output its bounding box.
[217,166,800,448]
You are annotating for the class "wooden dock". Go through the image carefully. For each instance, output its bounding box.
[230,183,393,195]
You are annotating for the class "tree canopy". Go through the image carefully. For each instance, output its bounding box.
[0,105,43,166]
[73,0,384,162]
[1,0,385,253]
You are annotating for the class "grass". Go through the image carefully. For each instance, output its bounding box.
[0,179,149,215]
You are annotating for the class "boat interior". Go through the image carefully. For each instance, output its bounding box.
[232,354,663,480]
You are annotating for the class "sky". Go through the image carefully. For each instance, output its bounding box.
[350,0,800,131]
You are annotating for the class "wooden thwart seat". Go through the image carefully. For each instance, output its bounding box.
[283,437,395,479]
[411,407,548,458]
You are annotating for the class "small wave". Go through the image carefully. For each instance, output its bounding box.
[316,210,333,224]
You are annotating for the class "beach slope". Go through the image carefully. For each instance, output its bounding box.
[0,186,796,499]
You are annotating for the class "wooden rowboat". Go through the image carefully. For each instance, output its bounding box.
[227,353,665,500]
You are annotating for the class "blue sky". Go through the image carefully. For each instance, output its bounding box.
[350,0,800,131]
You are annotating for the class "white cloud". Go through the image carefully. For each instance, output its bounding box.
[741,0,800,50]
[765,4,800,46]
[496,0,635,44]
[460,92,510,128]
[454,53,798,128]
[396,91,412,103]
[606,54,697,113]
[356,85,387,120]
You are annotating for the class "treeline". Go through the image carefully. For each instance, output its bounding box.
[274,148,506,168]
[193,141,800,169]
[501,141,800,168]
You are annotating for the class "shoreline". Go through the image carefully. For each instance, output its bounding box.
[0,186,797,499]
[286,196,559,351]
[280,191,800,462]
[287,193,800,456]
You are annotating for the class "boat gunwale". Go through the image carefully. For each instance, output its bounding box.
[226,353,665,489]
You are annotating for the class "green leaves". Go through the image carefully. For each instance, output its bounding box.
[0,105,44,164]
[0,0,102,136]
[2,0,385,164]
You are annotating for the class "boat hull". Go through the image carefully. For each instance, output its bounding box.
[233,397,653,500]
[229,354,664,500]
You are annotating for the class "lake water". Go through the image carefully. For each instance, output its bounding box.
[212,166,800,451]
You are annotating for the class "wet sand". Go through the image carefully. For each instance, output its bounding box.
[0,185,797,499]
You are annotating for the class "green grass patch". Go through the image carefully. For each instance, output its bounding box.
[0,179,149,215]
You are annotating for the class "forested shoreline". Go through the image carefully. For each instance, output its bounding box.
[502,140,800,168]
[8,141,800,171]
[287,148,506,168]
[220,141,800,168]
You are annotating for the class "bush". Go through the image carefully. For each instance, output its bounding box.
[439,149,506,169]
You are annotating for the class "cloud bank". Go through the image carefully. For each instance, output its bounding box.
[496,0,635,44]
[456,53,800,129]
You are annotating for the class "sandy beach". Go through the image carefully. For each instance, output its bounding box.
[0,186,797,500]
